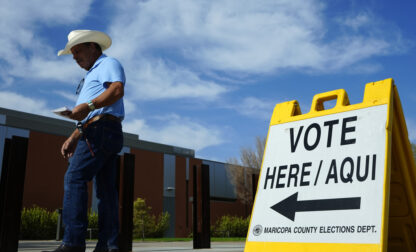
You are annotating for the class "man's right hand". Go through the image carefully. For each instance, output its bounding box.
[61,130,81,159]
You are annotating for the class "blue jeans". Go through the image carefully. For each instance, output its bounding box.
[63,119,123,250]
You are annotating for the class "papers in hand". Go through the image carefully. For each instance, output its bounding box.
[53,106,72,119]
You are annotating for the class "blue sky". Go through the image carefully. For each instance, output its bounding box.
[0,0,415,162]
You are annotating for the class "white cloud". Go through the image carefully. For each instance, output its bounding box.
[339,12,372,30]
[53,90,77,103]
[1,54,83,86]
[406,118,416,143]
[321,37,390,72]
[0,91,76,123]
[28,57,83,83]
[0,91,49,116]
[123,115,224,151]
[0,0,92,85]
[123,98,138,116]
[0,0,92,26]
[125,59,228,101]
[1,0,403,102]
[108,0,405,76]
[235,97,276,120]
[123,119,146,136]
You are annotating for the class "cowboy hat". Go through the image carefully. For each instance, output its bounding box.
[57,30,112,56]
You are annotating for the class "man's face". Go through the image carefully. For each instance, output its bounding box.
[70,43,97,71]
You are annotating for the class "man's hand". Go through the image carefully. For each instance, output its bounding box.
[66,81,124,122]
[61,131,80,159]
[69,103,90,121]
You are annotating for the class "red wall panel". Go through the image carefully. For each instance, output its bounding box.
[23,131,93,210]
[175,156,188,237]
[130,148,164,216]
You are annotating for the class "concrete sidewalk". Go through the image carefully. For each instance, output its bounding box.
[18,240,245,252]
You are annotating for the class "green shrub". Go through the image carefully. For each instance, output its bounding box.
[20,205,58,239]
[87,210,99,238]
[20,206,101,240]
[21,199,170,240]
[88,211,98,229]
[212,215,250,237]
[133,198,170,238]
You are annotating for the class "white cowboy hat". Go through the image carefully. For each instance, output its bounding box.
[57,30,112,56]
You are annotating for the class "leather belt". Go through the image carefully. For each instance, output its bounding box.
[83,114,121,129]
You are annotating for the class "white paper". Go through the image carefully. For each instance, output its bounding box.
[53,106,72,119]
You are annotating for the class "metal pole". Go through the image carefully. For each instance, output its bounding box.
[201,164,210,248]
[119,153,135,252]
[55,208,63,241]
[0,136,29,252]
[192,165,199,249]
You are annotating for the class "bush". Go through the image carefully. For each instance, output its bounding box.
[20,206,101,240]
[87,211,99,229]
[133,198,170,238]
[87,211,99,238]
[211,215,250,237]
[20,205,58,239]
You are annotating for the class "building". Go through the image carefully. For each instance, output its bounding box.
[0,107,258,237]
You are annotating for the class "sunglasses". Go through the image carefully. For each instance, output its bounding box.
[75,78,84,95]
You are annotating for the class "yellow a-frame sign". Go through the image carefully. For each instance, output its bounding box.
[245,79,416,251]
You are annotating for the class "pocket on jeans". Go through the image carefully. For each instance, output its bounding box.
[101,126,123,154]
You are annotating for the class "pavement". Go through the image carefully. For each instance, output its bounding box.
[18,241,245,252]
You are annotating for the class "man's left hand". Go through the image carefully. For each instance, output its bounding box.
[69,103,90,121]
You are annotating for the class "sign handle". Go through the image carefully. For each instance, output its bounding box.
[310,89,350,112]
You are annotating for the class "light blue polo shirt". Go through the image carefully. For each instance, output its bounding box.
[75,54,126,123]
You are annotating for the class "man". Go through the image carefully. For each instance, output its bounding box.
[45,30,125,252]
